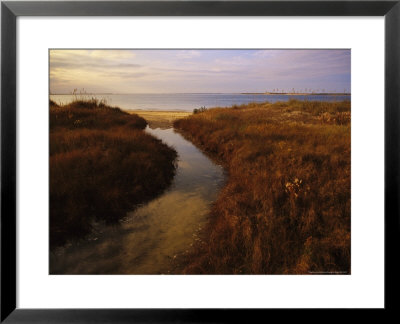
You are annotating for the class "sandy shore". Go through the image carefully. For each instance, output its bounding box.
[128,110,191,129]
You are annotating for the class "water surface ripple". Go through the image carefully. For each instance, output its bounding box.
[51,93,350,111]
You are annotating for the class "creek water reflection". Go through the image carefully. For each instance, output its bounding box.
[50,126,225,274]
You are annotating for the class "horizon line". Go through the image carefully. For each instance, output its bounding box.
[50,92,352,95]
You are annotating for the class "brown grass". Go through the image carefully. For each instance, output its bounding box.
[174,99,350,274]
[50,99,177,248]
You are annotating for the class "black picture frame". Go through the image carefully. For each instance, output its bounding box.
[1,0,399,322]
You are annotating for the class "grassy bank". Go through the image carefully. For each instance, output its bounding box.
[174,99,351,274]
[50,99,177,248]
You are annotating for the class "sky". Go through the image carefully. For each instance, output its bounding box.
[49,49,351,94]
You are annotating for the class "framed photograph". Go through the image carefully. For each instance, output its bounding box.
[1,0,399,321]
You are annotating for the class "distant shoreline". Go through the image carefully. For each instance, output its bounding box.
[50,92,351,96]
[241,92,351,96]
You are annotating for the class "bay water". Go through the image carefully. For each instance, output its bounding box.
[50,93,350,112]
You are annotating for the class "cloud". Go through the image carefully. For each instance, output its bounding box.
[175,50,202,59]
[51,62,142,70]
[49,49,350,94]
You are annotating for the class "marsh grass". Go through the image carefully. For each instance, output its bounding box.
[174,100,350,274]
[50,99,177,248]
